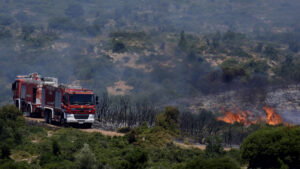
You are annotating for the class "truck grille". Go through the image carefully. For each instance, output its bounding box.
[74,114,89,119]
[73,108,90,111]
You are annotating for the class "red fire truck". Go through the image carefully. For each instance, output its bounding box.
[12,73,97,127]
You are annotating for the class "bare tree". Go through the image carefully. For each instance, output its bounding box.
[97,92,111,122]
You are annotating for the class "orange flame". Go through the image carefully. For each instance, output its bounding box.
[218,106,283,126]
[263,106,283,125]
[217,109,254,125]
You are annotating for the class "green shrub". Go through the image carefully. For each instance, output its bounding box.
[184,157,239,169]
[263,45,278,60]
[117,126,131,133]
[52,140,60,156]
[242,59,269,75]
[0,159,32,169]
[75,143,97,169]
[155,106,180,135]
[274,58,300,82]
[205,136,224,158]
[241,126,300,169]
[124,148,148,169]
[0,144,11,159]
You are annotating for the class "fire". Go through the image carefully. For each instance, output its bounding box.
[217,109,254,125]
[263,106,283,125]
[218,106,283,126]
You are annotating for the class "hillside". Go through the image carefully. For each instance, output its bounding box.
[1,1,300,168]
[1,104,299,169]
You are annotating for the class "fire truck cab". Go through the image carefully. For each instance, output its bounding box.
[43,84,96,127]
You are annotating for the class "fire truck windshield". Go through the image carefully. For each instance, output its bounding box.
[69,94,94,105]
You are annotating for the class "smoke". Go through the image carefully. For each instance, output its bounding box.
[0,0,300,124]
[280,110,300,125]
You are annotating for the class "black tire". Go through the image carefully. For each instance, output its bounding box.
[27,105,33,117]
[48,112,53,124]
[45,112,52,124]
[45,112,49,124]
[15,100,20,110]
[60,116,68,127]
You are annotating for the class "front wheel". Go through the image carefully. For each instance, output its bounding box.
[60,117,68,127]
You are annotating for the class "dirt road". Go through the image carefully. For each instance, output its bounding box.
[24,117,124,137]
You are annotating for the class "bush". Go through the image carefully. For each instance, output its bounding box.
[75,143,97,169]
[0,144,11,159]
[0,105,22,121]
[184,157,239,169]
[241,126,300,169]
[0,160,32,169]
[263,45,278,60]
[155,106,180,135]
[274,58,300,82]
[124,148,148,169]
[205,136,224,158]
[126,129,137,144]
[230,47,251,58]
[52,140,60,156]
[118,126,132,133]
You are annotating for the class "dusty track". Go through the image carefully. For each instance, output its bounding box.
[24,117,124,137]
[173,142,234,151]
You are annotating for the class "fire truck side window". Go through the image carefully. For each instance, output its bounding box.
[33,88,37,103]
[12,82,17,90]
[21,85,26,99]
[63,94,68,105]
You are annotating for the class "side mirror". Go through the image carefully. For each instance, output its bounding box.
[95,96,99,105]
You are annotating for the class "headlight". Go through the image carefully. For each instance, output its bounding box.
[66,114,74,118]
[89,114,95,118]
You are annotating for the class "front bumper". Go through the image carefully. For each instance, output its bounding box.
[66,114,95,124]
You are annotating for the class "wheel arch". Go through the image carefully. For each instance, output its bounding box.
[44,107,54,118]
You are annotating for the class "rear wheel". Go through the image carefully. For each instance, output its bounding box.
[48,112,53,124]
[45,112,49,123]
[27,105,32,117]
[45,111,52,124]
